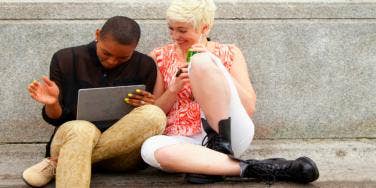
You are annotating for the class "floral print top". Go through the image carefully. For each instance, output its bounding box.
[152,42,235,136]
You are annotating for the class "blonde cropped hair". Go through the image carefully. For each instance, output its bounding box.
[166,0,217,33]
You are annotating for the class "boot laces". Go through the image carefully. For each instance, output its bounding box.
[201,133,222,151]
[250,162,277,184]
[248,161,292,185]
[201,135,209,146]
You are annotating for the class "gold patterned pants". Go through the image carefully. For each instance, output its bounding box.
[50,105,166,188]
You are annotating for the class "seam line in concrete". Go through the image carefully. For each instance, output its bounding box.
[1,18,376,21]
[1,138,375,145]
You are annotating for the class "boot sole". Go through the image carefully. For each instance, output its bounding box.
[298,156,320,183]
[184,174,225,184]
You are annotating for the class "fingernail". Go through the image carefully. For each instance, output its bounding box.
[136,89,141,93]
[128,93,133,97]
[124,98,129,103]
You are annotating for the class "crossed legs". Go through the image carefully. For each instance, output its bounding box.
[141,53,253,176]
[51,105,166,187]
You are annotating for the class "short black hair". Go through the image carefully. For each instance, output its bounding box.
[99,16,141,45]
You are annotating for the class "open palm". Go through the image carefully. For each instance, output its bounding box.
[28,76,59,105]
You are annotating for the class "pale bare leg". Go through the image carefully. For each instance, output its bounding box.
[155,143,240,176]
[189,53,231,132]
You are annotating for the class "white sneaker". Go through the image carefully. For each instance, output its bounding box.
[22,158,56,187]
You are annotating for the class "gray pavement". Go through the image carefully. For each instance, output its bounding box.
[2,168,376,187]
[1,139,375,187]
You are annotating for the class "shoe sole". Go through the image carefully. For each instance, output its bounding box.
[298,156,320,183]
[22,176,42,188]
[184,174,225,184]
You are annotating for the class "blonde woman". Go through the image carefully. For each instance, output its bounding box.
[140,0,319,184]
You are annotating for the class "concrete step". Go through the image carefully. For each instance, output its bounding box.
[3,170,376,188]
[1,139,375,187]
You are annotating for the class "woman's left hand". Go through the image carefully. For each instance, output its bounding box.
[124,89,155,107]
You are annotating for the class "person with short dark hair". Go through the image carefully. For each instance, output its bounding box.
[22,16,166,188]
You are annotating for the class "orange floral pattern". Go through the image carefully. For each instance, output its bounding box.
[153,42,235,136]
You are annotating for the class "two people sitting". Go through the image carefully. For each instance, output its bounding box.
[23,0,319,187]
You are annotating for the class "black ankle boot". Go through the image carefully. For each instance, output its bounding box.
[185,118,233,184]
[240,157,320,184]
[202,117,233,155]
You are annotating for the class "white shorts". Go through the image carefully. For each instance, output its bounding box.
[141,52,254,169]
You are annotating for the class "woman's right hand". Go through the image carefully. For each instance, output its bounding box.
[27,76,60,105]
[170,65,190,94]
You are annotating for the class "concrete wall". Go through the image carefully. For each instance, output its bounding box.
[1,0,375,143]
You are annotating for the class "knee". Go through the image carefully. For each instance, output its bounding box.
[59,120,100,141]
[141,135,179,170]
[189,53,215,75]
[137,105,167,132]
[141,136,165,168]
[141,137,174,168]
[153,147,177,169]
[190,53,212,72]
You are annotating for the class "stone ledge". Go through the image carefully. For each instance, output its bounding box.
[3,172,376,188]
[1,0,376,20]
[1,139,375,186]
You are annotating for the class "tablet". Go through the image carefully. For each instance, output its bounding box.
[76,85,145,123]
